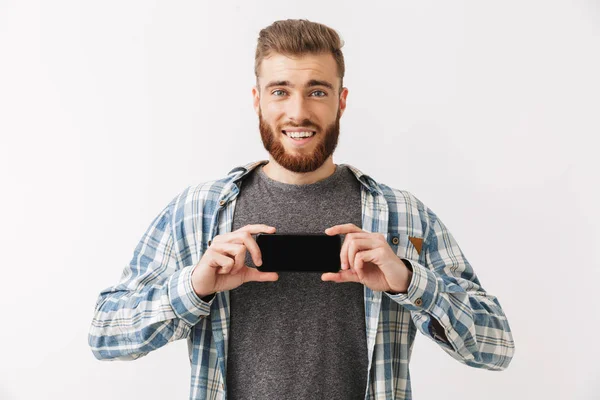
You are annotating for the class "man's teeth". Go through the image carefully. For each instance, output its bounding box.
[284,131,315,138]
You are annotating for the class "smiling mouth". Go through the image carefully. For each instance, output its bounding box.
[282,130,317,139]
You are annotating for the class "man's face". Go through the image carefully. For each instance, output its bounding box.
[252,52,348,173]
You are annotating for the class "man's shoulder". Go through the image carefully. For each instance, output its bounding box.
[375,182,430,237]
[376,181,428,218]
[187,176,233,199]
[378,182,423,206]
[340,162,427,216]
[177,174,236,206]
[342,164,419,205]
[166,168,244,211]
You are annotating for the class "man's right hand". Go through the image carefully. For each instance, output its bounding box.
[190,224,279,298]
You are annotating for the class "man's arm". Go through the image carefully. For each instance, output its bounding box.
[385,205,515,371]
[88,200,214,361]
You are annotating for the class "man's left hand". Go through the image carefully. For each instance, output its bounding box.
[322,224,413,293]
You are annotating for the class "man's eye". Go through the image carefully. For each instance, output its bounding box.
[271,89,326,97]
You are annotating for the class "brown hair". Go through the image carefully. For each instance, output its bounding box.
[254,19,345,93]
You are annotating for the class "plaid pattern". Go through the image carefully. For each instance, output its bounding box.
[89,160,515,399]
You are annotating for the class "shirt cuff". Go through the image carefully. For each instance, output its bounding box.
[167,264,214,326]
[384,259,439,312]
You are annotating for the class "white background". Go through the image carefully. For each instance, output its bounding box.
[1,1,598,399]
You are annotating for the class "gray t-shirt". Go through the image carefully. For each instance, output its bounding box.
[226,163,368,400]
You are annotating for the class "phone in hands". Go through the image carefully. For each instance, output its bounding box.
[255,233,342,273]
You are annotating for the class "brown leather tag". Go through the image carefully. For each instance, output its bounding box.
[408,237,423,255]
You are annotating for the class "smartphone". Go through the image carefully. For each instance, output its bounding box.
[255,233,342,273]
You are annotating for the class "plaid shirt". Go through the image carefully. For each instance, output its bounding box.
[89,160,515,399]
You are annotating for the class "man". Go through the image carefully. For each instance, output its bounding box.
[89,19,515,400]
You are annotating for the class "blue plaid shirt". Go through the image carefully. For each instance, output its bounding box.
[89,160,515,399]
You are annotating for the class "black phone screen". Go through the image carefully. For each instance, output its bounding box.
[255,233,342,273]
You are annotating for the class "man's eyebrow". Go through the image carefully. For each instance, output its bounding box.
[264,79,335,90]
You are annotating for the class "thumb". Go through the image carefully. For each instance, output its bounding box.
[321,269,361,283]
[243,267,279,283]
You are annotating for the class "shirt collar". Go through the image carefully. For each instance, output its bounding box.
[226,160,383,196]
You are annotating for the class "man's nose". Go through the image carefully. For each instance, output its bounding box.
[286,94,311,124]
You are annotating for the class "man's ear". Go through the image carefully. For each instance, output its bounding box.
[252,86,260,115]
[339,87,349,118]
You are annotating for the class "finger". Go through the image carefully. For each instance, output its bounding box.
[210,242,243,260]
[210,242,244,273]
[353,252,365,281]
[339,232,356,270]
[207,251,235,274]
[224,231,264,267]
[233,225,277,266]
[347,238,374,270]
[243,268,279,283]
[238,224,277,235]
[214,224,275,249]
[226,243,247,275]
[321,269,361,283]
[339,232,365,270]
[325,223,363,236]
[354,248,379,281]
[236,231,265,267]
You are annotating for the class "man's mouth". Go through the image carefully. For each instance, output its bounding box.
[282,130,317,141]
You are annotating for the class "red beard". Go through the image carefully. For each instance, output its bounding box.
[259,108,341,173]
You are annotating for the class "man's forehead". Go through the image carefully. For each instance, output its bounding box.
[258,52,338,85]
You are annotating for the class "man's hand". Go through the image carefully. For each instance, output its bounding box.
[191,224,279,298]
[322,224,413,293]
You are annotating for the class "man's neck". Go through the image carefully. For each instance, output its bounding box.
[261,157,337,185]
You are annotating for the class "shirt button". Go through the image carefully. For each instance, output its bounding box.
[219,200,226,206]
[415,298,423,307]
[392,236,399,245]
[208,240,212,246]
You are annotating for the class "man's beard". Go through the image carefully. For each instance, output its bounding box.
[259,108,341,173]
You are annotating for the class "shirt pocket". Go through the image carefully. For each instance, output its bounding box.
[388,232,424,264]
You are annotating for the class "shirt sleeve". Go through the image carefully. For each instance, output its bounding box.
[88,200,215,361]
[385,206,515,371]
